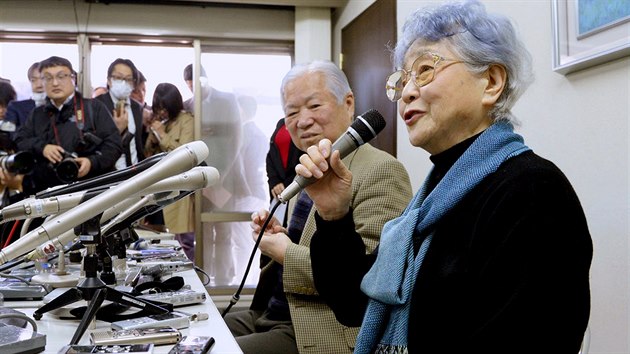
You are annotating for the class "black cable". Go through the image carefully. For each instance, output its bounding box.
[195,265,211,286]
[221,199,282,317]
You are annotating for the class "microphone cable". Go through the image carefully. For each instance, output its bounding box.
[221,199,282,317]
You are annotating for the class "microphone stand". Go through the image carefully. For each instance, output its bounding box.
[32,215,171,345]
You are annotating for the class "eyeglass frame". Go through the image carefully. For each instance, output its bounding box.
[109,75,136,85]
[41,72,75,84]
[385,52,467,102]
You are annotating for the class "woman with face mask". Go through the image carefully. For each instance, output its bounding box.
[145,82,195,261]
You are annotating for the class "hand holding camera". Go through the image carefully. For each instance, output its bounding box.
[46,148,79,183]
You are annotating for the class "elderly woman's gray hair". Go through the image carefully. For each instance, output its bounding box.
[280,60,352,107]
[394,0,533,124]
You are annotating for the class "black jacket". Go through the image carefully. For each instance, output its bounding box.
[15,92,122,193]
[265,118,301,199]
[94,93,145,165]
[311,148,592,354]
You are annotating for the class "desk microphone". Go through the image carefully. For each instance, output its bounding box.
[0,166,219,223]
[26,166,219,261]
[0,141,209,265]
[278,109,386,203]
[35,152,166,199]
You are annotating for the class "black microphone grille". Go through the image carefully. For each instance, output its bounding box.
[353,109,386,141]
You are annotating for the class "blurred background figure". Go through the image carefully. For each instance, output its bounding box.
[265,117,301,227]
[92,85,108,98]
[130,70,152,144]
[183,63,243,286]
[4,61,44,139]
[0,81,17,122]
[232,94,269,284]
[0,134,28,247]
[144,82,195,261]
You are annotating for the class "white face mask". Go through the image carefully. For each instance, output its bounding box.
[32,92,47,107]
[110,80,133,100]
[199,76,211,98]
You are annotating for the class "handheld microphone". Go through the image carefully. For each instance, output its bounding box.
[0,141,209,265]
[0,166,219,223]
[278,109,386,203]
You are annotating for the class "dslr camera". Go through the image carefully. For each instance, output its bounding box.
[0,150,35,174]
[50,151,79,183]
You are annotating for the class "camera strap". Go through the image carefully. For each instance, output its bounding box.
[49,95,87,145]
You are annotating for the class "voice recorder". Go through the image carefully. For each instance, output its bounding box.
[111,311,190,330]
[90,326,181,346]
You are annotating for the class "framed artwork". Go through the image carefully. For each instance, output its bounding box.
[552,0,630,74]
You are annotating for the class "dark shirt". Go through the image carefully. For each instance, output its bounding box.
[4,99,36,139]
[311,142,592,353]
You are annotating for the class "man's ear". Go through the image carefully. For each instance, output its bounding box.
[482,64,507,106]
[344,92,355,117]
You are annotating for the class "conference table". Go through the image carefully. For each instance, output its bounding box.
[4,240,243,354]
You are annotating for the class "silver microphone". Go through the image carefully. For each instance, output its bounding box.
[0,141,209,265]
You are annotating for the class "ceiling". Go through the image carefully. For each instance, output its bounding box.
[187,0,346,7]
[87,0,347,9]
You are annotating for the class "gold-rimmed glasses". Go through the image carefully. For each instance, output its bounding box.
[385,52,466,101]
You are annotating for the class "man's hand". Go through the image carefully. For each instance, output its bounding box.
[112,108,129,134]
[296,139,353,221]
[255,231,292,265]
[251,209,289,264]
[251,209,286,235]
[271,183,285,199]
[43,144,65,164]
[75,157,92,178]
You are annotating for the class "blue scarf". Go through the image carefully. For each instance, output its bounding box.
[355,122,530,354]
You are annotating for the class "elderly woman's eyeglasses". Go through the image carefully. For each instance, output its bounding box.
[385,52,466,101]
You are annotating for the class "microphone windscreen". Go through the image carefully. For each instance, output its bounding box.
[353,109,386,142]
[186,141,210,165]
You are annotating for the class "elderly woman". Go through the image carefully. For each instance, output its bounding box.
[304,1,592,353]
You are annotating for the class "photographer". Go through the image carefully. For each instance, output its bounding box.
[0,134,27,246]
[15,56,122,194]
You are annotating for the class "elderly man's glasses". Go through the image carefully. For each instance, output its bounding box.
[385,52,466,101]
[42,73,74,84]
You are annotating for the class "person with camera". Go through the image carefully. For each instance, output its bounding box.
[15,56,122,194]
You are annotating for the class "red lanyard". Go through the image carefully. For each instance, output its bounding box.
[50,95,85,145]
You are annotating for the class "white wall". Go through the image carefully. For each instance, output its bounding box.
[294,7,332,64]
[334,1,629,353]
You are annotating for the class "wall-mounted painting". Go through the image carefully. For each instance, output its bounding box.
[552,0,630,74]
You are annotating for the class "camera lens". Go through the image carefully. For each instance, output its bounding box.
[55,158,79,183]
[0,151,35,174]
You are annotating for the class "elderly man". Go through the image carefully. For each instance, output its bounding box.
[223,60,413,354]
[15,56,121,194]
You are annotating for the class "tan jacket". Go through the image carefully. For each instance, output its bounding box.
[145,111,194,233]
[252,143,413,353]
